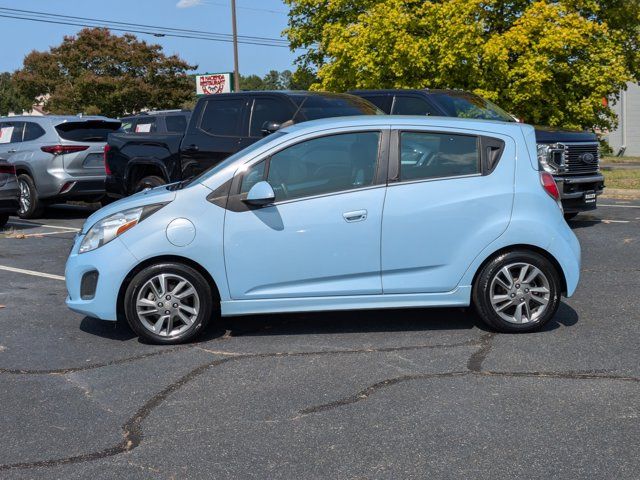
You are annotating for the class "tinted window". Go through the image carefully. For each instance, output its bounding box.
[360,95,393,114]
[400,132,479,181]
[23,122,46,141]
[250,98,293,137]
[429,92,514,122]
[199,98,244,136]
[392,96,439,116]
[134,118,156,133]
[55,121,121,142]
[165,115,188,133]
[242,131,380,201]
[291,95,382,120]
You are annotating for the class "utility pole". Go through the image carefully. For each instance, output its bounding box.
[231,0,240,92]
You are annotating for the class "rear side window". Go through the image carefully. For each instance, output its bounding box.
[199,98,244,136]
[165,115,188,133]
[55,121,121,142]
[360,95,393,114]
[249,98,294,137]
[134,118,156,133]
[392,96,439,116]
[23,122,46,141]
[399,131,480,181]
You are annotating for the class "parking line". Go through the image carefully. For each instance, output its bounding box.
[0,265,65,281]
[6,221,80,232]
[599,204,640,209]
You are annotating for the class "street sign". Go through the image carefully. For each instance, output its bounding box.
[195,73,235,95]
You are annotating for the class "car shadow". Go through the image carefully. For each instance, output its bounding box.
[79,302,579,343]
[567,214,602,229]
[44,203,101,219]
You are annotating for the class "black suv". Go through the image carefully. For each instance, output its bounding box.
[106,91,381,197]
[351,89,605,217]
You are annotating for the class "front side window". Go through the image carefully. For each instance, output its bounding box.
[400,131,480,181]
[392,96,439,116]
[249,98,293,137]
[429,92,515,122]
[199,98,243,136]
[0,122,24,143]
[241,131,380,201]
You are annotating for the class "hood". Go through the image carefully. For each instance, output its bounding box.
[534,126,597,143]
[81,186,176,234]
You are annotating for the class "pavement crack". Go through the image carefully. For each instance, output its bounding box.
[479,370,640,382]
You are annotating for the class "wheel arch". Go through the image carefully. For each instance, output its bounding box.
[470,244,568,296]
[125,159,169,192]
[116,254,221,320]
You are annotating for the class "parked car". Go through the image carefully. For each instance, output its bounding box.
[351,89,604,219]
[119,110,192,134]
[0,158,19,227]
[105,91,382,198]
[0,115,121,218]
[66,116,580,344]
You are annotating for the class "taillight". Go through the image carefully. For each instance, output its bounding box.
[41,145,89,155]
[540,172,560,201]
[0,164,16,174]
[103,144,112,175]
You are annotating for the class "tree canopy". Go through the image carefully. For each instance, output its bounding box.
[239,68,317,90]
[13,28,196,118]
[0,72,31,116]
[285,0,637,129]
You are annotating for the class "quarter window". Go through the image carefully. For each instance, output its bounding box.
[199,98,243,136]
[399,131,480,181]
[241,132,380,201]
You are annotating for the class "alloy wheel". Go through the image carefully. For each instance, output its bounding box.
[135,273,200,337]
[18,178,30,215]
[489,262,551,324]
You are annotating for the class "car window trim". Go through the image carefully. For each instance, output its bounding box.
[389,128,484,184]
[225,128,389,212]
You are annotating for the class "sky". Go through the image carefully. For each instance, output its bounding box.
[0,0,298,76]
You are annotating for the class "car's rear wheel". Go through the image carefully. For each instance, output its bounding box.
[472,250,561,333]
[134,175,165,193]
[124,262,213,344]
[17,174,43,219]
[0,213,9,228]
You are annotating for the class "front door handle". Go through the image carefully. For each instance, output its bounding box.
[7,149,17,153]
[343,209,367,223]
[184,144,199,152]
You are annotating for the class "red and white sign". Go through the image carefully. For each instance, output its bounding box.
[196,73,233,95]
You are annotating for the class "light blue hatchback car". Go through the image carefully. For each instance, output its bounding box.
[65,116,580,344]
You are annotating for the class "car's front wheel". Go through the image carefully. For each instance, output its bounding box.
[472,250,562,333]
[124,263,214,344]
[17,174,43,219]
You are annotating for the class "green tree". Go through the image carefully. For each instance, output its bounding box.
[240,74,266,90]
[0,72,31,116]
[13,28,196,117]
[285,0,634,129]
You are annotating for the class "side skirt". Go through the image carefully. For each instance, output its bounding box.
[220,286,472,317]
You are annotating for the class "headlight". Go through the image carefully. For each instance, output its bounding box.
[79,203,165,254]
[537,143,566,174]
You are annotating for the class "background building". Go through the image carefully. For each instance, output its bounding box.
[607,82,640,156]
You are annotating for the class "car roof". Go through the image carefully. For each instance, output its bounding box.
[349,88,476,96]
[0,115,118,123]
[202,90,360,98]
[280,115,526,136]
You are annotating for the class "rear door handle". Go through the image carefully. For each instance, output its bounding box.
[7,149,17,153]
[184,144,199,152]
[343,209,367,223]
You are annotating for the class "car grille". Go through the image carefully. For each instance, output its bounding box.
[564,143,599,175]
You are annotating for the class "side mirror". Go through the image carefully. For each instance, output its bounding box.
[243,181,275,207]
[261,121,281,136]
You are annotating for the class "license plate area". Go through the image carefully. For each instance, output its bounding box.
[584,191,597,204]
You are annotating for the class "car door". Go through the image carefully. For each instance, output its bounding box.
[181,96,247,178]
[381,128,514,293]
[0,121,24,159]
[223,128,389,300]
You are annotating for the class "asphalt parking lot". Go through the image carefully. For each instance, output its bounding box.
[0,200,639,479]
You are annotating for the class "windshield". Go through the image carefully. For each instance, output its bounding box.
[429,92,515,122]
[187,131,288,186]
[291,94,384,120]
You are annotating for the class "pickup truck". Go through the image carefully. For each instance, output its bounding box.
[351,89,605,218]
[105,91,381,197]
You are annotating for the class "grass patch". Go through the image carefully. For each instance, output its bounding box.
[602,156,640,164]
[603,168,640,189]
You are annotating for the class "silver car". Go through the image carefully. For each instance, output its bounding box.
[0,116,121,218]
[0,158,19,227]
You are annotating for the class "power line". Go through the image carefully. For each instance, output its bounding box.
[0,6,292,48]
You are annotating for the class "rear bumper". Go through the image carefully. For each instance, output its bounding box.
[57,178,106,199]
[557,173,604,213]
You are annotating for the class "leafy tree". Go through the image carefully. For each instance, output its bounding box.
[284,0,634,129]
[240,74,267,90]
[0,72,31,116]
[13,28,196,117]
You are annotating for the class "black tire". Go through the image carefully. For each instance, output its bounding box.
[134,175,166,193]
[564,212,579,221]
[0,213,8,228]
[17,174,43,219]
[472,250,562,333]
[124,262,214,344]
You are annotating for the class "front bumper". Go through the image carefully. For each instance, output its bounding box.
[65,234,139,320]
[556,173,605,213]
[0,189,19,214]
